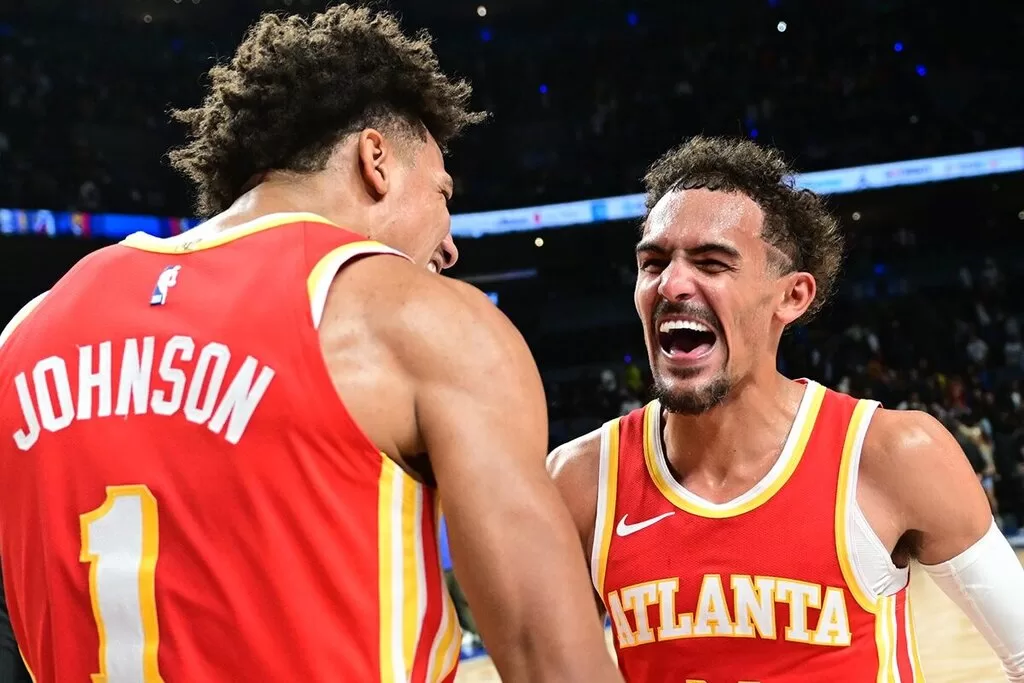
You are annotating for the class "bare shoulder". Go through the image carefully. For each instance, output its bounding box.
[860,407,969,481]
[320,254,541,459]
[547,428,603,482]
[326,254,530,376]
[547,427,605,553]
[860,407,991,563]
[395,266,535,384]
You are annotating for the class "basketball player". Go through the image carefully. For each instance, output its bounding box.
[0,6,620,683]
[548,136,1024,681]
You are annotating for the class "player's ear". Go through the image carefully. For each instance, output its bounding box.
[357,128,390,199]
[775,271,816,326]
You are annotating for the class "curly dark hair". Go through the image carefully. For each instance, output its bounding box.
[643,135,844,320]
[168,4,486,216]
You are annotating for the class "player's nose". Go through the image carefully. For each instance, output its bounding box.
[440,235,459,270]
[656,259,697,302]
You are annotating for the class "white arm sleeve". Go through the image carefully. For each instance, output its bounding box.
[921,521,1024,681]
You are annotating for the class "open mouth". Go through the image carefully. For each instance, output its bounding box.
[657,318,718,359]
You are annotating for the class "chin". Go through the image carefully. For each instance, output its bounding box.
[652,371,732,415]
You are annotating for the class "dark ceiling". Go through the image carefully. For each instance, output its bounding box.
[2,0,572,28]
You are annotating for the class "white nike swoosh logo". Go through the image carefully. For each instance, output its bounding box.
[616,512,676,537]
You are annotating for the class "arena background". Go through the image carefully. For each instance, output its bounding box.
[1,0,1022,680]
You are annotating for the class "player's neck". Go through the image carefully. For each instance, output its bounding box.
[201,177,373,238]
[661,371,806,482]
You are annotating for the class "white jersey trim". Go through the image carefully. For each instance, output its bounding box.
[307,241,409,330]
[590,418,618,596]
[648,379,818,513]
[841,400,911,603]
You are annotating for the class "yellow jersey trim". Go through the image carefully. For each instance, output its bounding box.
[641,381,826,519]
[905,595,925,682]
[378,454,445,680]
[834,400,915,683]
[377,456,400,680]
[427,501,461,682]
[17,643,36,683]
[834,400,883,614]
[873,594,895,683]
[119,212,338,253]
[306,240,408,329]
[592,419,621,598]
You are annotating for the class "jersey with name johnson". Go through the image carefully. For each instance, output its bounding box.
[0,214,461,683]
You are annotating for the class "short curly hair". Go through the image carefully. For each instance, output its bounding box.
[168,4,485,216]
[643,135,844,319]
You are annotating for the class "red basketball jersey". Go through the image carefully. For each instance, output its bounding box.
[0,213,461,682]
[591,380,925,683]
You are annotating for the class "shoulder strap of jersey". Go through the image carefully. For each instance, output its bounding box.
[305,237,409,329]
[591,416,622,598]
[834,397,885,612]
[590,403,653,597]
[119,212,335,252]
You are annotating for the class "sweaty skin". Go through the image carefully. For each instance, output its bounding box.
[320,254,621,683]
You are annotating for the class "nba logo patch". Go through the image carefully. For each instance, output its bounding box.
[150,265,182,306]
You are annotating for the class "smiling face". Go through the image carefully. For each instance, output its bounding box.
[634,188,815,414]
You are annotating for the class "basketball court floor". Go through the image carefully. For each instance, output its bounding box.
[455,550,1024,682]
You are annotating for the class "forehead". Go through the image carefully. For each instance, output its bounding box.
[642,188,764,251]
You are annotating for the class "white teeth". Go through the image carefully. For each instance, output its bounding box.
[427,262,438,273]
[659,319,711,334]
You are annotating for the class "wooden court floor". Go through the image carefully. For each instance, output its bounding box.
[455,550,1023,682]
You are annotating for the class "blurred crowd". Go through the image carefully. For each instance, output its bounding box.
[0,1,1020,215]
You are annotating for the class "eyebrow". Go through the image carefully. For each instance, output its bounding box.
[441,175,454,200]
[635,240,741,260]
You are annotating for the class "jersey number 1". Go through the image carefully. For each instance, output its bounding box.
[80,485,166,683]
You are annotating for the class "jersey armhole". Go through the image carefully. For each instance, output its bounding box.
[0,291,49,349]
[850,496,910,597]
[591,418,621,600]
[306,241,410,329]
[836,400,911,612]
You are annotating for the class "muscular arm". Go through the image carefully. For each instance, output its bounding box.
[383,270,619,683]
[862,409,1024,679]
[547,431,607,619]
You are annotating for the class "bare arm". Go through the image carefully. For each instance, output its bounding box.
[863,409,1024,678]
[862,409,994,564]
[400,276,620,683]
[547,431,607,619]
